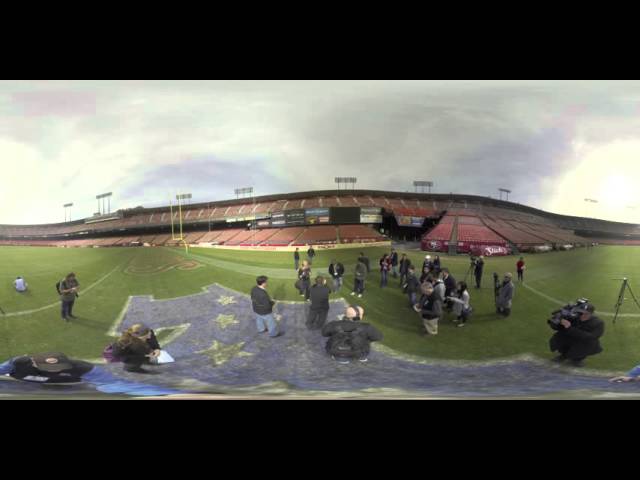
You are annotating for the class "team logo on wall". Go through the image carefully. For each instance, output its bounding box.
[429,241,442,250]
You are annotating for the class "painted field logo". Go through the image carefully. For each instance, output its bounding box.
[125,257,204,275]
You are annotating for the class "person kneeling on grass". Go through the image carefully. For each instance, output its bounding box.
[610,364,640,383]
[14,276,28,293]
[447,281,472,327]
[322,305,382,364]
[111,324,163,373]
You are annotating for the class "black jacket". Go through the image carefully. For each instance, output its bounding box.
[112,332,161,366]
[405,273,420,294]
[307,248,316,258]
[294,251,300,260]
[329,263,345,278]
[550,315,605,358]
[322,320,383,357]
[310,284,331,311]
[251,286,275,315]
[390,252,399,266]
[443,274,457,297]
[8,355,93,383]
[418,293,443,320]
[399,258,411,274]
[474,259,484,276]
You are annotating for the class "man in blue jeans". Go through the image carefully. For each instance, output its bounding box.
[250,276,281,337]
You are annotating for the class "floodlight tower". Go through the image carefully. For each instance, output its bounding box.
[63,203,74,222]
[235,187,255,246]
[584,198,598,218]
[335,177,358,192]
[413,181,434,194]
[498,188,512,201]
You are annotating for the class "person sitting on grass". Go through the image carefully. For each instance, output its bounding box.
[322,305,382,364]
[14,276,28,293]
[610,363,640,383]
[111,324,162,373]
[447,281,472,327]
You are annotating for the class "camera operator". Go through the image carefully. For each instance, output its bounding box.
[496,273,514,317]
[474,255,484,289]
[549,303,604,367]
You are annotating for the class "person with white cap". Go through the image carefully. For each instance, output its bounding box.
[496,272,515,317]
[422,255,433,274]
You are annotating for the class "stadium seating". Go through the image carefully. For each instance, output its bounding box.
[293,226,339,245]
[338,225,387,243]
[261,227,306,246]
[211,229,244,245]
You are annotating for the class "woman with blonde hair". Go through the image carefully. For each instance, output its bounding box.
[112,323,161,373]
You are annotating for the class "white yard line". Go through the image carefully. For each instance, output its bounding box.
[521,283,640,318]
[3,264,123,318]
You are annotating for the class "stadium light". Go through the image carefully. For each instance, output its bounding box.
[584,198,599,219]
[335,177,358,191]
[96,192,113,215]
[63,203,73,222]
[234,187,253,199]
[498,188,512,201]
[413,181,433,194]
[176,193,192,205]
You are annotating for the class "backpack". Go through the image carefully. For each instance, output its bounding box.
[55,280,63,294]
[328,324,361,358]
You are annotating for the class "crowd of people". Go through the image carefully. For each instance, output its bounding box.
[0,249,634,391]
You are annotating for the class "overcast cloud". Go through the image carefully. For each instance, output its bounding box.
[1,80,640,225]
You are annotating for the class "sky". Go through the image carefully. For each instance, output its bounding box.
[2,80,640,225]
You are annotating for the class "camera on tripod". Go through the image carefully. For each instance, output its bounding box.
[548,298,590,330]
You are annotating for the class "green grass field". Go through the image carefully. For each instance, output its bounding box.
[1,245,640,372]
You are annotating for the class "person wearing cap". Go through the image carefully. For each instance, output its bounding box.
[423,255,433,274]
[415,281,442,336]
[549,303,604,367]
[111,324,162,373]
[14,276,28,292]
[321,305,382,364]
[496,273,515,317]
[0,352,93,383]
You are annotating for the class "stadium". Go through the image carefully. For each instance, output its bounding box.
[2,80,640,400]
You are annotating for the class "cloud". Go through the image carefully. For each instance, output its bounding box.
[1,80,640,225]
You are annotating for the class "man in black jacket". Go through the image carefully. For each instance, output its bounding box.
[307,246,316,264]
[404,265,420,308]
[398,254,411,286]
[328,259,345,293]
[474,256,484,289]
[442,268,457,311]
[549,303,604,367]
[322,305,383,364]
[390,249,399,278]
[308,276,331,330]
[1,352,93,383]
[294,248,300,270]
[250,276,280,337]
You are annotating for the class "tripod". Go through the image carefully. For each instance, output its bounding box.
[463,261,475,284]
[613,278,640,323]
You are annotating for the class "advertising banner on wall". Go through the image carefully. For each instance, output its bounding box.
[305,208,330,225]
[271,212,286,226]
[285,209,306,226]
[395,215,425,227]
[360,207,383,223]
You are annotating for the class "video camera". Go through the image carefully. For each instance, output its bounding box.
[548,298,590,330]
